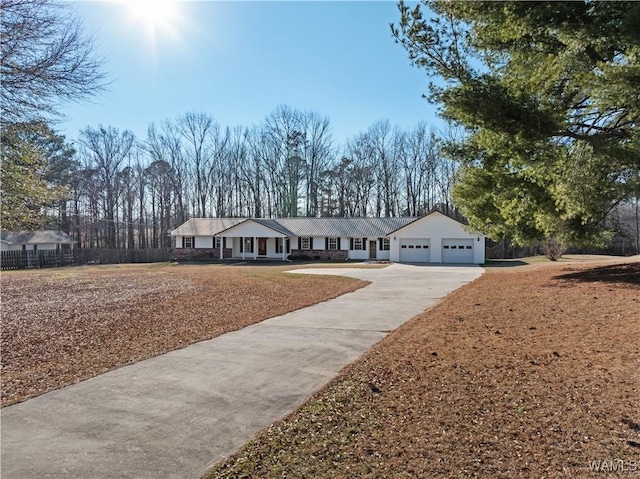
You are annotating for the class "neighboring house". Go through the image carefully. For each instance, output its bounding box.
[0,231,77,252]
[171,211,486,264]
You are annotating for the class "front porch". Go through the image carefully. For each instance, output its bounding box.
[215,218,295,261]
[225,236,291,261]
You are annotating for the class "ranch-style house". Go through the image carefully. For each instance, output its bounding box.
[171,211,485,264]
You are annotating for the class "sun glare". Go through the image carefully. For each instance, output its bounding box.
[122,0,182,43]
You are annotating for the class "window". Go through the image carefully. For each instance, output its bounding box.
[184,237,194,248]
[443,245,450,249]
[276,237,288,254]
[382,238,390,251]
[214,237,221,248]
[328,237,338,250]
[466,245,472,249]
[401,245,407,249]
[244,237,253,253]
[353,238,363,250]
[301,237,311,250]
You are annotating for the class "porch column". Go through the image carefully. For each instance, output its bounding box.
[254,236,257,260]
[282,236,285,261]
[242,236,245,260]
[219,236,223,260]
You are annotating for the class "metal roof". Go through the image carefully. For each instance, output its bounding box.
[252,218,296,237]
[0,230,77,244]
[171,217,419,238]
[212,218,296,237]
[170,218,245,236]
[277,217,417,237]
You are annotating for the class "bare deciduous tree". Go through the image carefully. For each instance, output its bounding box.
[79,125,135,248]
[0,0,106,124]
[178,112,215,218]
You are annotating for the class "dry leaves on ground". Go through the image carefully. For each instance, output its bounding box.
[0,263,366,406]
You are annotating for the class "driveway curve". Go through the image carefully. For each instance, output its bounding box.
[1,263,482,479]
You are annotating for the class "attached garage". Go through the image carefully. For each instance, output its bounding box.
[389,212,484,264]
[442,239,474,264]
[399,238,431,263]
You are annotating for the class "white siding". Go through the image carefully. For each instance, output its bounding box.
[232,237,241,256]
[390,212,484,264]
[218,220,284,239]
[194,236,213,249]
[346,237,375,260]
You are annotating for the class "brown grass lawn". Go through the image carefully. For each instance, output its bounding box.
[0,263,367,406]
[209,260,640,479]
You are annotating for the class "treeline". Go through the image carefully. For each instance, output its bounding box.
[10,106,460,249]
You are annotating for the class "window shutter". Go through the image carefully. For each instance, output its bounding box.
[325,237,329,250]
[298,237,302,250]
[350,238,354,250]
[223,237,226,249]
[379,238,383,250]
[250,237,254,253]
[181,237,185,248]
[286,238,290,253]
[362,238,367,250]
[192,237,196,248]
[338,237,341,249]
[240,238,243,253]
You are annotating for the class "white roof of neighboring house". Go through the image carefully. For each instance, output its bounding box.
[0,230,77,245]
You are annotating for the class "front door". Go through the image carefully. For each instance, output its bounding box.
[369,240,377,260]
[258,237,267,256]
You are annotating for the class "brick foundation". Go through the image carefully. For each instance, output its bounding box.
[174,248,232,260]
[288,249,348,261]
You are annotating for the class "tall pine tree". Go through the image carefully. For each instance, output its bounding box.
[393,1,640,245]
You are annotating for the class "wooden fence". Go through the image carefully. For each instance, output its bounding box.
[0,248,174,271]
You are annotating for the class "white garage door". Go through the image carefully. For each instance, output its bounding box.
[399,239,431,263]
[442,239,474,263]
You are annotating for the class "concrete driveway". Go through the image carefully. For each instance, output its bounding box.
[1,263,483,479]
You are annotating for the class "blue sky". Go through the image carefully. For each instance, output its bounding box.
[60,1,440,146]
